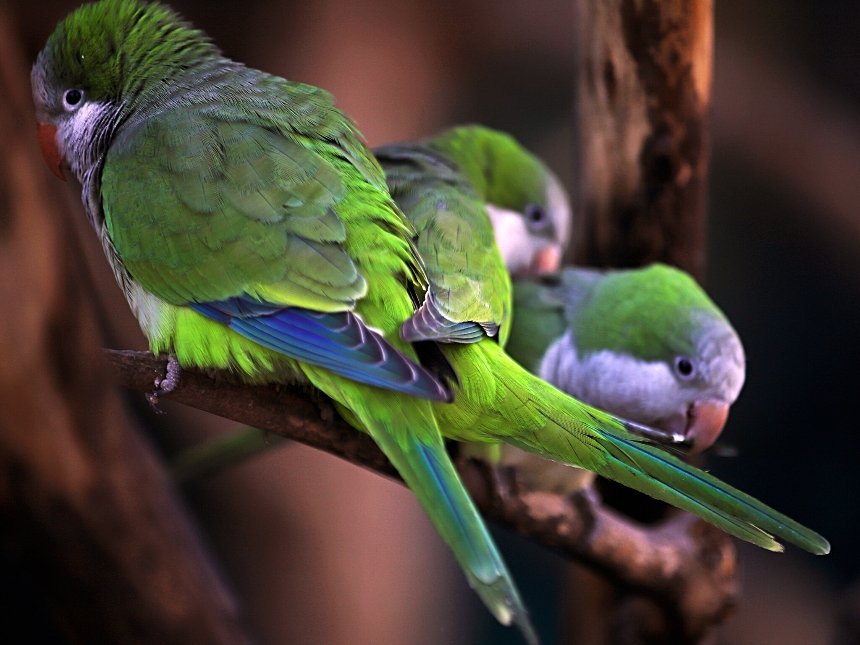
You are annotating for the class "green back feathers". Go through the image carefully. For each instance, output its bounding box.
[427,125,549,210]
[35,0,392,228]
[36,0,218,105]
[569,264,728,361]
[375,138,512,343]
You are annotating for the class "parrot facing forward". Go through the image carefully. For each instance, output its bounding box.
[424,129,743,489]
[503,264,745,493]
[509,264,744,454]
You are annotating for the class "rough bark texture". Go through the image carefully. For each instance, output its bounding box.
[572,0,712,281]
[0,14,250,644]
[107,349,738,641]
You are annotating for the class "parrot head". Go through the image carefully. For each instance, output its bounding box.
[426,125,571,276]
[532,264,745,454]
[31,0,215,183]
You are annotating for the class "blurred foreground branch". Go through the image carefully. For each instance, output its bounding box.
[107,349,738,641]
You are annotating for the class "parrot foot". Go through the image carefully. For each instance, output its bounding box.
[146,354,181,412]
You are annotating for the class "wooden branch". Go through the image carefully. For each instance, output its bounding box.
[572,0,712,281]
[107,349,737,641]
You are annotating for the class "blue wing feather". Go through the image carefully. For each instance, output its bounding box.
[191,300,452,402]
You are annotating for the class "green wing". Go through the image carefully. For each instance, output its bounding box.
[101,106,367,312]
[98,97,451,400]
[376,143,512,345]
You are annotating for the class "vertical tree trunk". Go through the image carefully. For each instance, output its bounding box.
[573,0,712,280]
[570,1,726,642]
[0,14,250,644]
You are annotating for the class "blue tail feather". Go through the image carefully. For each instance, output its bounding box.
[374,426,537,645]
[416,443,504,584]
[598,427,830,554]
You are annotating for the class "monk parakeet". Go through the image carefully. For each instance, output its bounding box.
[509,264,743,454]
[503,264,745,493]
[32,3,828,641]
[379,125,572,279]
[431,132,739,489]
[32,2,536,639]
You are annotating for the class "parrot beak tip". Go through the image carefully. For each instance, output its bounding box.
[684,400,730,455]
[529,244,562,275]
[37,122,66,181]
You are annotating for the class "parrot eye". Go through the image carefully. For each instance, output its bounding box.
[63,89,84,111]
[524,204,550,232]
[674,356,696,380]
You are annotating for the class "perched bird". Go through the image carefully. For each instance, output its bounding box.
[172,124,573,482]
[379,124,571,279]
[424,130,739,488]
[33,4,828,640]
[376,124,569,348]
[33,2,534,639]
[509,264,743,453]
[503,264,745,492]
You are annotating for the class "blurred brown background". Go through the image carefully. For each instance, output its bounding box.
[3,1,859,643]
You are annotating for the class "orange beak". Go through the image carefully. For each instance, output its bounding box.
[37,122,66,181]
[684,400,729,455]
[529,243,562,275]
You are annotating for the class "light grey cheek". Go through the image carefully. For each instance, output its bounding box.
[696,323,747,404]
[57,101,114,179]
[545,171,572,248]
[539,334,689,423]
[538,331,585,397]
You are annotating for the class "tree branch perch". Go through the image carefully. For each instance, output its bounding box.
[106,348,737,641]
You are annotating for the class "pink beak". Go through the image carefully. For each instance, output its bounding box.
[529,244,562,275]
[684,400,730,455]
[37,122,66,181]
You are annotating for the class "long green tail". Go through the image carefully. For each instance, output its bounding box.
[467,345,831,555]
[320,377,538,644]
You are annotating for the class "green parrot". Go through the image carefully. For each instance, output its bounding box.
[32,1,536,639]
[374,124,571,357]
[32,4,828,640]
[508,264,743,453]
[172,124,575,484]
[502,264,745,493]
